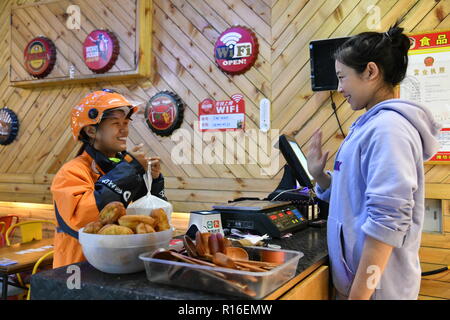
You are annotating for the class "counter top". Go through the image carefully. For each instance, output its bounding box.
[30,227,328,300]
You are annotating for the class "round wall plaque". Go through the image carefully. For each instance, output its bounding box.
[23,36,57,78]
[145,91,184,137]
[214,26,259,75]
[0,108,19,146]
[83,30,120,73]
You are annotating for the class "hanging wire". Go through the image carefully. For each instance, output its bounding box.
[330,91,346,139]
[421,266,449,277]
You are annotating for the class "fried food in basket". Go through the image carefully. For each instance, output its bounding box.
[150,208,170,231]
[84,221,104,234]
[118,215,156,231]
[99,201,126,224]
[97,224,134,235]
[136,223,156,234]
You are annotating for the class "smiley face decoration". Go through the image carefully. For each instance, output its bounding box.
[145,91,185,137]
[23,36,57,78]
[214,26,259,75]
[83,30,120,73]
[0,108,19,146]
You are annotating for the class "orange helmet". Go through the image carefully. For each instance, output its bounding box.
[71,90,138,141]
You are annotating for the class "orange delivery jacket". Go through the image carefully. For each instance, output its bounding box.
[50,144,166,268]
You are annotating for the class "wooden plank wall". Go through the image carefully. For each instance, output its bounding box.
[419,199,450,300]
[10,0,138,82]
[0,0,449,299]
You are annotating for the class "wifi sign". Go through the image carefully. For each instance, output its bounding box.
[220,32,242,48]
[214,26,259,75]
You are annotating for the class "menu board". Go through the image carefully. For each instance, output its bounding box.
[400,30,450,164]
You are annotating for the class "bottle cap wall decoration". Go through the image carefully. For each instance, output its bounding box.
[23,36,57,78]
[0,108,19,146]
[83,30,120,73]
[214,26,259,75]
[145,91,184,137]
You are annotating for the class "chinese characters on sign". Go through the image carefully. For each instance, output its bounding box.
[198,94,245,132]
[400,30,450,163]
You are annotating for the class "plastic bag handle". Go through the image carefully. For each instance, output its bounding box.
[143,160,153,195]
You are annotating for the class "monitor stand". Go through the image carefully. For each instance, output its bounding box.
[267,165,310,199]
[275,165,298,191]
[267,165,329,220]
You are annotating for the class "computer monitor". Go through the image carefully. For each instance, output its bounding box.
[278,134,314,189]
[309,36,350,91]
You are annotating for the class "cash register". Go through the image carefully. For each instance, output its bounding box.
[212,200,307,238]
[205,134,328,239]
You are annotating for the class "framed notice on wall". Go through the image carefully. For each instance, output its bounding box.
[400,30,450,164]
[198,94,245,132]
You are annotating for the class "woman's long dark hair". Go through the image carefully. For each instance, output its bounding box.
[334,21,410,86]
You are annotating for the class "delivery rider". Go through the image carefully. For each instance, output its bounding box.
[51,89,167,268]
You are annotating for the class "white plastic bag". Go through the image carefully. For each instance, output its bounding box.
[127,162,173,224]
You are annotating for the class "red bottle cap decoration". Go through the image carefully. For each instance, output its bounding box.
[83,30,120,74]
[145,91,185,137]
[214,26,259,75]
[23,36,57,78]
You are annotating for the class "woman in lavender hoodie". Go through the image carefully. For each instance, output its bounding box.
[307,24,441,300]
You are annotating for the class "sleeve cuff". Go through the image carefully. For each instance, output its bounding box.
[314,171,332,202]
[123,153,146,175]
[361,216,407,248]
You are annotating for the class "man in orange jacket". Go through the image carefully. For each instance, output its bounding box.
[51,89,166,268]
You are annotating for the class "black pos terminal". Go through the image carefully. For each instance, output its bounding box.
[202,134,329,239]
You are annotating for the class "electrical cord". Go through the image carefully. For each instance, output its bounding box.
[270,188,301,202]
[421,265,449,277]
[330,91,346,139]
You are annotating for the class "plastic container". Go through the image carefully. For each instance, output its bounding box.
[79,227,173,274]
[139,246,303,299]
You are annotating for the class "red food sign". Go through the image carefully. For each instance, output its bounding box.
[23,36,57,78]
[83,30,120,73]
[214,26,259,75]
[198,94,245,132]
[408,31,450,51]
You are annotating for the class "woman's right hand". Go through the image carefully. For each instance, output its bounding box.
[307,129,330,188]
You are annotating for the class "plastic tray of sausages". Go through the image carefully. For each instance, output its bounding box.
[139,246,303,299]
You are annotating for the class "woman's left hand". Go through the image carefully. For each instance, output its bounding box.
[147,157,161,179]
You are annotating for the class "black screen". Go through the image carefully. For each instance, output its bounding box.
[278,135,314,189]
[310,37,350,91]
